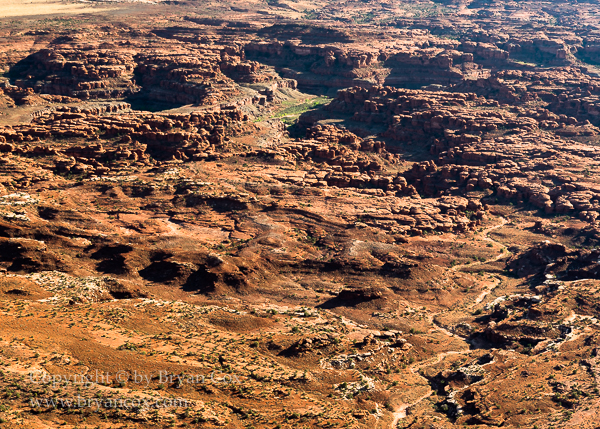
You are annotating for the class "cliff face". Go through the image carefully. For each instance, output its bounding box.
[10,48,138,99]
[244,39,471,90]
[317,85,600,222]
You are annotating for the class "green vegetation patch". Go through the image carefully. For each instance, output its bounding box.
[271,96,331,125]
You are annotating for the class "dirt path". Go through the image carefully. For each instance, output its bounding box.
[389,348,472,428]
[456,216,509,309]
[389,216,509,428]
[390,390,432,426]
[451,216,509,273]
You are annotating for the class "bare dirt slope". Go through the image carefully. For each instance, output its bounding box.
[0,0,119,18]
